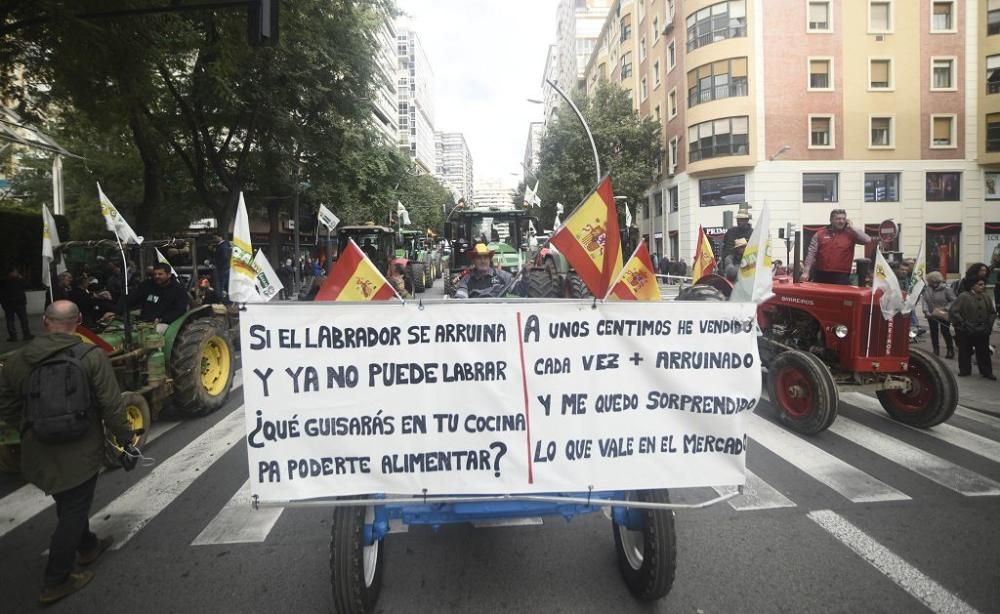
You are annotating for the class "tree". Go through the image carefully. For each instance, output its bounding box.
[395,173,452,233]
[534,80,660,231]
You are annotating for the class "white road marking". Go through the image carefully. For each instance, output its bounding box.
[84,406,246,551]
[714,470,796,511]
[748,414,909,503]
[841,393,1000,464]
[808,510,981,614]
[828,417,1000,496]
[471,517,544,528]
[191,479,283,546]
[954,407,1000,429]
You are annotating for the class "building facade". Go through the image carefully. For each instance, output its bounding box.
[435,131,474,202]
[396,27,437,174]
[546,1,613,120]
[474,176,518,210]
[523,121,545,176]
[371,18,400,145]
[586,0,1000,278]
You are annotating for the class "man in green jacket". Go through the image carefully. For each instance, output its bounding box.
[0,300,132,604]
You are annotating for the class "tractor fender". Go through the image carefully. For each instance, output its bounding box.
[163,305,215,361]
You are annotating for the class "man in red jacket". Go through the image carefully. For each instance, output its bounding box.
[803,209,871,285]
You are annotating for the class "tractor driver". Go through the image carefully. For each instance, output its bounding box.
[125,262,190,325]
[803,209,871,285]
[455,243,514,299]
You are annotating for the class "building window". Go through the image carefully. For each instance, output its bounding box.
[808,58,832,90]
[668,89,678,118]
[870,116,894,148]
[686,1,747,52]
[700,175,746,207]
[986,171,1000,199]
[654,191,664,216]
[667,42,676,70]
[865,173,900,202]
[621,52,633,79]
[931,115,956,148]
[639,36,646,62]
[986,113,1000,152]
[669,137,679,171]
[987,55,1000,94]
[689,116,749,162]
[809,115,834,149]
[807,1,832,32]
[803,173,838,202]
[621,16,632,42]
[931,57,955,90]
[926,172,960,201]
[655,150,664,175]
[990,0,1000,36]
[869,1,892,33]
[931,1,955,32]
[654,60,661,86]
[653,16,660,41]
[687,57,749,107]
[641,77,648,101]
[670,186,679,212]
[869,58,893,90]
[654,104,662,123]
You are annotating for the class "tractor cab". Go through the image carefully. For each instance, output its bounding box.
[335,225,396,276]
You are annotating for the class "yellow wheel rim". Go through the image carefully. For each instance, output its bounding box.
[200,336,231,396]
[125,403,145,445]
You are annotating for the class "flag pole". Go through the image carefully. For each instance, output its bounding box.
[113,232,134,353]
[866,288,875,358]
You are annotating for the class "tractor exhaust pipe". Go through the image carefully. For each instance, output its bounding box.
[792,230,802,283]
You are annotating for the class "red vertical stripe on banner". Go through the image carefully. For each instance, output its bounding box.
[516,312,534,484]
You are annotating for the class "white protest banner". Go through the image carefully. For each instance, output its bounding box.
[240,301,759,503]
[317,204,339,231]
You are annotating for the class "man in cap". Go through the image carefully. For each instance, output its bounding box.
[724,238,748,282]
[723,205,754,262]
[455,243,513,299]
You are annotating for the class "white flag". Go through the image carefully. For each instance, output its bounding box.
[317,204,339,231]
[229,193,259,303]
[52,156,64,216]
[902,242,926,314]
[624,203,633,228]
[553,202,564,229]
[731,202,773,304]
[253,249,284,302]
[97,183,143,244]
[155,248,179,279]
[41,204,65,288]
[397,201,411,226]
[523,180,541,208]
[873,249,904,320]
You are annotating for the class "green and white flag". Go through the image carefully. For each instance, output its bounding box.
[902,242,926,314]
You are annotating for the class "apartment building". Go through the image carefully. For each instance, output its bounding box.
[523,122,545,174]
[396,27,437,174]
[474,177,517,210]
[435,131,474,202]
[545,1,614,121]
[586,0,1000,278]
[370,18,400,145]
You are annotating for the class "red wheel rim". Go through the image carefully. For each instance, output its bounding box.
[883,360,933,413]
[775,366,814,417]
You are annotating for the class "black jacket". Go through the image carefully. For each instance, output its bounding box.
[723,224,753,259]
[126,279,190,324]
[0,277,28,307]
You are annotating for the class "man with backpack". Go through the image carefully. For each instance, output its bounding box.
[0,300,133,604]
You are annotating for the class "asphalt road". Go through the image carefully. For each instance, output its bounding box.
[2,283,998,613]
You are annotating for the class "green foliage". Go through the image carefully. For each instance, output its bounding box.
[396,172,453,233]
[535,80,660,230]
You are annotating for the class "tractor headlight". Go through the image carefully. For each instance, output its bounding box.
[834,324,849,339]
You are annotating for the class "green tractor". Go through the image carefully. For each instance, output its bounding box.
[337,224,427,294]
[395,229,432,292]
[0,304,237,473]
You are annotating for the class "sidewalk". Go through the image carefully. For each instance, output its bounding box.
[913,313,1000,418]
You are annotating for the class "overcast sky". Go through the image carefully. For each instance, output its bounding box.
[396,0,557,187]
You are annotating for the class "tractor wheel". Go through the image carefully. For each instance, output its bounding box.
[676,285,728,302]
[435,261,442,279]
[768,350,838,435]
[424,263,435,288]
[877,347,958,428]
[404,267,415,294]
[567,272,591,298]
[526,268,558,298]
[443,268,454,297]
[613,489,677,602]
[412,264,426,294]
[104,392,151,468]
[330,505,384,614]
[170,317,234,417]
[0,444,21,474]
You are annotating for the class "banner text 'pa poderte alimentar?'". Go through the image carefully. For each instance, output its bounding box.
[240,301,760,502]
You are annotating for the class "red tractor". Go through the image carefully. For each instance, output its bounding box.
[682,270,958,435]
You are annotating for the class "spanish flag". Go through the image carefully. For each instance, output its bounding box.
[691,225,716,282]
[549,175,623,297]
[315,239,400,301]
[607,241,661,301]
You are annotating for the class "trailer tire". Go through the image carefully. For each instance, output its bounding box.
[613,489,677,602]
[330,505,384,614]
[104,392,151,468]
[768,350,838,435]
[170,317,234,417]
[877,347,957,428]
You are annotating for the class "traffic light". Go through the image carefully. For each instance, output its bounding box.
[248,0,279,47]
[722,210,733,229]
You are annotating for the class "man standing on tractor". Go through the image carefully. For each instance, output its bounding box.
[125,262,190,325]
[455,243,514,299]
[0,300,133,604]
[803,208,871,285]
[723,205,753,261]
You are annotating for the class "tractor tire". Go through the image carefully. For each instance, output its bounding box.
[170,317,234,417]
[613,489,677,602]
[567,272,591,299]
[526,268,559,298]
[104,391,151,468]
[768,350,838,435]
[424,263,435,288]
[877,347,958,428]
[0,444,21,475]
[676,285,728,302]
[404,267,415,294]
[443,268,454,297]
[412,264,426,294]
[330,504,384,614]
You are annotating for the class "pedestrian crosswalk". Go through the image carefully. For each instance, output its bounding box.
[3,388,1000,554]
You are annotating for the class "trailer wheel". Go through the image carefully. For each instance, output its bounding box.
[330,505,384,614]
[768,350,838,435]
[613,489,677,602]
[104,392,151,468]
[877,347,957,428]
[526,269,558,298]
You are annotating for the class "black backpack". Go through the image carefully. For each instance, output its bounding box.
[23,344,97,444]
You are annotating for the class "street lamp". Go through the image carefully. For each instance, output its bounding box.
[528,79,601,185]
